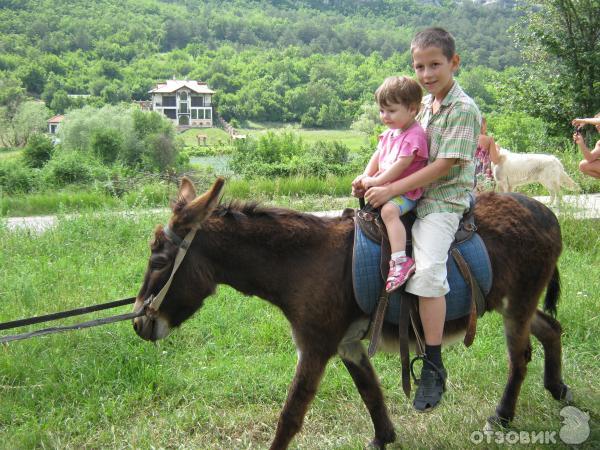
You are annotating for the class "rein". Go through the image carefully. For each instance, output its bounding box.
[0,224,196,345]
[0,297,141,344]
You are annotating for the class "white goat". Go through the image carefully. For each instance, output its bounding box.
[492,147,579,207]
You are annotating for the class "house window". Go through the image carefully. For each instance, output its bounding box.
[162,95,176,107]
[206,108,212,119]
[163,109,177,119]
[191,96,203,107]
[179,103,189,114]
[179,91,188,101]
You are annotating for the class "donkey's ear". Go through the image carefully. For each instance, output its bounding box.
[178,176,197,204]
[185,177,225,226]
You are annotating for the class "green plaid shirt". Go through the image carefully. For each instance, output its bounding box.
[416,81,481,217]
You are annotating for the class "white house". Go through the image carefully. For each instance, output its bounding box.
[148,79,215,127]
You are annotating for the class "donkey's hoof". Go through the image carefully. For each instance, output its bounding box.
[547,382,573,402]
[486,414,510,430]
[367,431,396,449]
[561,385,574,403]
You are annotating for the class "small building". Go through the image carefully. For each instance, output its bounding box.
[47,115,65,134]
[148,79,215,127]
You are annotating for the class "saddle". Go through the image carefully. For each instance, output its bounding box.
[353,195,490,397]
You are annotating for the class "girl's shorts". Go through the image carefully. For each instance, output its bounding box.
[388,195,417,215]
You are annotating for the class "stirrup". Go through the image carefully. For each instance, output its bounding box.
[410,355,447,390]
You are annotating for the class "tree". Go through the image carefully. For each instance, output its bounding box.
[514,0,600,129]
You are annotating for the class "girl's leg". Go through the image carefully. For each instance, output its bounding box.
[380,202,406,253]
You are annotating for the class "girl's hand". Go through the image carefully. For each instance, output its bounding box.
[362,176,377,189]
[351,175,366,198]
[573,132,584,145]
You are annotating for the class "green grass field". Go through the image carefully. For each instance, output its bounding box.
[0,207,598,449]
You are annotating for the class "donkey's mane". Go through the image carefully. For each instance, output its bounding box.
[203,200,344,250]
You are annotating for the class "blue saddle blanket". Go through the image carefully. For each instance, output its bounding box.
[352,225,492,325]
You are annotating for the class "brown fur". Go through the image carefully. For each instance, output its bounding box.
[133,179,570,449]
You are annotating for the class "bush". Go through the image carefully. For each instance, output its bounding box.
[487,112,549,153]
[142,133,178,172]
[23,133,54,168]
[91,127,122,163]
[230,131,354,178]
[42,151,109,187]
[0,159,38,194]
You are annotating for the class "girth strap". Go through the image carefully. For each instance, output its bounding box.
[367,290,389,358]
[451,246,486,347]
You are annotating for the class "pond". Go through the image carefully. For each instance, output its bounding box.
[190,155,233,176]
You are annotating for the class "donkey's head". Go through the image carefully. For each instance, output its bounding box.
[133,177,224,341]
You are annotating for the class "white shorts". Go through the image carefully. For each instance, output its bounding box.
[405,212,461,298]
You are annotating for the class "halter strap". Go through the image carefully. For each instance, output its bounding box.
[148,227,198,312]
[163,225,183,246]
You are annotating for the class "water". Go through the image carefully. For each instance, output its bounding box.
[190,155,233,176]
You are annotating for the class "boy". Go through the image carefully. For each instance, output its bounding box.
[361,27,481,411]
[352,76,428,291]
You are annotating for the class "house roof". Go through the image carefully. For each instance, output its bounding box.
[47,115,65,123]
[149,80,215,95]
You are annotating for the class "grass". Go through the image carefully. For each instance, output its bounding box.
[236,122,368,151]
[0,206,598,449]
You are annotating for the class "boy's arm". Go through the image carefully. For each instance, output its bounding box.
[365,158,456,208]
[363,155,415,188]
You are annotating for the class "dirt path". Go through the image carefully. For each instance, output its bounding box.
[4,194,600,233]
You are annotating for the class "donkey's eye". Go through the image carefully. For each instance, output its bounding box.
[150,257,168,270]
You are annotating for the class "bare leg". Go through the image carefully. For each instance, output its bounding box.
[380,203,406,254]
[419,296,446,345]
[579,159,600,178]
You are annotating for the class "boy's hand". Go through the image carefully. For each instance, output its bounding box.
[364,185,392,208]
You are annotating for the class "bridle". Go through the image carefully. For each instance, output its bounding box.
[145,225,198,316]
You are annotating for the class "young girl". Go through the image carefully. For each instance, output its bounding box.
[572,113,600,179]
[352,76,428,292]
[474,117,499,189]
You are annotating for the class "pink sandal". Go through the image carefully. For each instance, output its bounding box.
[386,257,416,293]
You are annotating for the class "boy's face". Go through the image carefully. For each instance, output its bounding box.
[379,102,417,130]
[412,46,459,100]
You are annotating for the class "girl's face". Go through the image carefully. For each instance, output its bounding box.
[412,45,459,101]
[379,102,417,130]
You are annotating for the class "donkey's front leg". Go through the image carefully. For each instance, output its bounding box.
[270,349,330,450]
[339,340,396,449]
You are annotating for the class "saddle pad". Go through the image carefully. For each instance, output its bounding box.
[352,224,492,325]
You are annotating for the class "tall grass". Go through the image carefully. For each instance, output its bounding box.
[0,208,598,449]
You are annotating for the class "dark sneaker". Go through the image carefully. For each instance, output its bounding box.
[413,360,447,412]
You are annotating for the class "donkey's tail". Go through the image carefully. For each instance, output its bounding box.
[543,266,561,317]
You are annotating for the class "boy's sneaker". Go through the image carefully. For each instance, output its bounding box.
[413,359,447,412]
[385,256,416,293]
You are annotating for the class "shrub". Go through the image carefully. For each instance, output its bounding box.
[142,133,178,172]
[43,151,109,187]
[23,133,54,168]
[91,127,122,163]
[0,159,38,194]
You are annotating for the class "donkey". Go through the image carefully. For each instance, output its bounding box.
[133,177,571,449]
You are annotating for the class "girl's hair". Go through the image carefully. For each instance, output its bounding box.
[375,76,422,109]
[411,27,456,60]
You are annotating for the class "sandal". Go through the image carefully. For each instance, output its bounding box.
[385,256,416,293]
